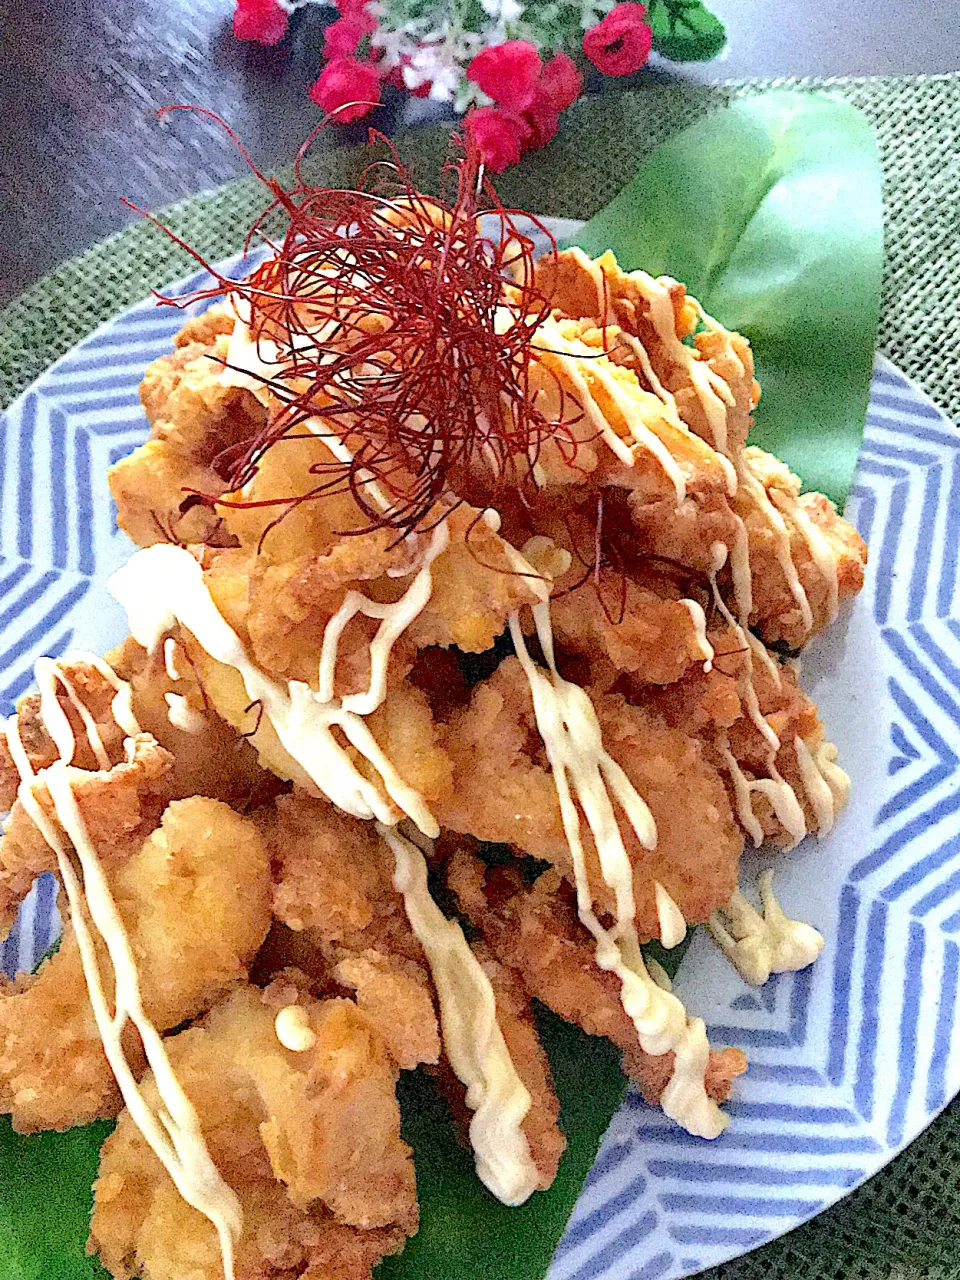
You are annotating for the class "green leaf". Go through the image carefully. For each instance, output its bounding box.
[649,0,727,62]
[567,91,884,506]
[378,1008,626,1280]
[0,1118,112,1280]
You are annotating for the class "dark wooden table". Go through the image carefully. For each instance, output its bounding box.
[1,0,958,304]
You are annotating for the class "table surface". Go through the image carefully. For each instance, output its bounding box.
[1,0,958,305]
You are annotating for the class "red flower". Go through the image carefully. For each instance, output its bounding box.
[467,40,542,113]
[465,106,525,173]
[539,51,583,112]
[323,9,377,60]
[518,87,559,153]
[582,3,652,77]
[233,0,288,47]
[309,58,381,122]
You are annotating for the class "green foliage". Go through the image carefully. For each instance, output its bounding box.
[649,0,727,61]
[0,1118,112,1280]
[569,92,883,505]
[379,1009,626,1280]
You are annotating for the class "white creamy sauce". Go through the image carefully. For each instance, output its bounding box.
[654,881,687,949]
[508,603,727,1138]
[5,664,241,1280]
[716,734,807,851]
[794,736,850,837]
[274,1004,317,1053]
[679,598,714,671]
[164,637,182,682]
[739,463,813,635]
[382,825,540,1205]
[533,314,688,501]
[707,870,824,986]
[773,490,841,625]
[109,544,438,836]
[628,269,733,460]
[318,522,449,714]
[164,693,208,735]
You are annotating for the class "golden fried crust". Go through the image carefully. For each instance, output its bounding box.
[474,943,566,1189]
[735,447,868,649]
[0,734,173,938]
[105,636,276,809]
[90,984,416,1280]
[440,658,742,935]
[449,854,745,1106]
[265,793,441,1070]
[0,797,271,1133]
[534,248,756,456]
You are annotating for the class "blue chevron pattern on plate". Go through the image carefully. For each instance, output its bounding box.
[1,235,959,1280]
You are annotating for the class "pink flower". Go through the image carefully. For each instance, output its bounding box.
[538,51,583,112]
[323,9,377,60]
[465,106,526,173]
[309,58,382,122]
[518,87,559,153]
[582,3,652,77]
[467,40,542,113]
[233,0,288,47]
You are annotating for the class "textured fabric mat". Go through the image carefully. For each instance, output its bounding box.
[2,71,960,1280]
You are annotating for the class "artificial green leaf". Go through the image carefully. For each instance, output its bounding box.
[649,0,727,61]
[379,1008,626,1280]
[568,91,883,506]
[0,1118,112,1280]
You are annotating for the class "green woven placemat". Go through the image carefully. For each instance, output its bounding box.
[3,71,959,1280]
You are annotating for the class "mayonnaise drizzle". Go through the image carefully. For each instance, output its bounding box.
[738,462,813,635]
[793,736,850,838]
[164,693,208,735]
[274,1004,317,1053]
[654,882,687,949]
[772,490,841,625]
[109,544,438,835]
[318,522,449,713]
[707,870,824,986]
[534,313,688,502]
[508,604,726,1138]
[680,598,714,671]
[382,825,540,1205]
[5,668,241,1280]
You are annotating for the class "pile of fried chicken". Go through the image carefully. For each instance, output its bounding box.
[0,224,866,1280]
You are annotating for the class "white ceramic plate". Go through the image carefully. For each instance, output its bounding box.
[2,226,959,1280]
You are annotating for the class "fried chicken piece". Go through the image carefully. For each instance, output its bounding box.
[448,853,745,1108]
[266,793,440,1069]
[182,629,452,822]
[90,983,417,1280]
[105,635,278,809]
[0,733,173,938]
[734,447,868,649]
[534,247,758,457]
[112,313,267,550]
[440,657,742,936]
[641,635,833,847]
[0,796,271,1132]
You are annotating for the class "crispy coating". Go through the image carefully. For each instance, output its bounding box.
[534,247,758,457]
[90,984,416,1280]
[734,447,868,649]
[440,657,742,936]
[449,853,745,1106]
[111,314,266,548]
[0,733,173,939]
[0,797,271,1132]
[266,793,440,1069]
[105,636,277,809]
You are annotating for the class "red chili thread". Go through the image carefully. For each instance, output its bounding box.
[126,110,603,544]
